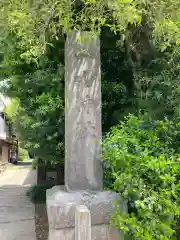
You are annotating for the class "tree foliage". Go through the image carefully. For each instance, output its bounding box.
[1,0,180,51]
[0,0,180,162]
[3,63,65,163]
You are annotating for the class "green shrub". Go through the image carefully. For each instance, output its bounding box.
[32,158,38,169]
[102,113,180,240]
[26,184,54,203]
[18,147,29,161]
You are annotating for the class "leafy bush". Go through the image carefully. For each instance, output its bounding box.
[31,158,39,169]
[26,184,54,203]
[102,114,180,240]
[18,147,29,161]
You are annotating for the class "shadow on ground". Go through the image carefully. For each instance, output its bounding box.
[23,168,37,186]
[22,164,49,240]
[0,164,48,240]
[18,161,32,166]
[7,161,33,170]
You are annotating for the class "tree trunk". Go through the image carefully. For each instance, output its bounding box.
[37,165,46,184]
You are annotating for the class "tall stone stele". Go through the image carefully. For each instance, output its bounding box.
[46,31,124,240]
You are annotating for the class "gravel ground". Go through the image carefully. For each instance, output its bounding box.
[35,204,49,240]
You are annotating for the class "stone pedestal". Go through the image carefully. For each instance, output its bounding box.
[47,186,124,240]
[46,31,125,240]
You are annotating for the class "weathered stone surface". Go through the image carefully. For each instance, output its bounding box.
[75,205,91,240]
[48,224,123,240]
[65,31,103,191]
[46,186,124,230]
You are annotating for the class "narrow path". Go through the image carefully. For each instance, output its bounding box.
[0,161,37,240]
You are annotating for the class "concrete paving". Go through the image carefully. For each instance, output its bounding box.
[0,162,37,240]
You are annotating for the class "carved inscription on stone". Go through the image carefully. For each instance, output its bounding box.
[76,124,88,140]
[74,69,95,88]
[76,120,97,141]
[74,75,81,85]
[74,51,95,59]
[83,70,94,87]
[75,99,98,141]
[76,98,100,115]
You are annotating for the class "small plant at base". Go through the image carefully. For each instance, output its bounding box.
[26,184,54,203]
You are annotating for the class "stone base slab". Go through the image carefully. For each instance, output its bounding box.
[49,224,123,240]
[46,186,125,240]
[46,186,125,230]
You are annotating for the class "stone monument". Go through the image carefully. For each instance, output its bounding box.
[46,31,124,240]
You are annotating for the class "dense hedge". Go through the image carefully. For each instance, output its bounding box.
[102,113,180,240]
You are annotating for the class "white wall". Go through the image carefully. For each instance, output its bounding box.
[0,116,10,140]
